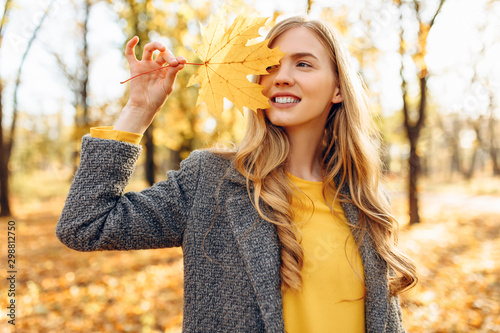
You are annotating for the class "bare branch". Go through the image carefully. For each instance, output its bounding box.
[8,1,55,160]
[412,0,422,23]
[52,51,77,85]
[430,0,447,27]
[0,0,12,39]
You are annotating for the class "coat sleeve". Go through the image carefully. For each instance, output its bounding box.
[56,135,203,252]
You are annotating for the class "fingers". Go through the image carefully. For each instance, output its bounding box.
[125,36,139,64]
[163,56,187,83]
[154,48,174,66]
[171,56,188,73]
[142,41,166,61]
[156,48,186,68]
[177,56,187,66]
[124,35,187,89]
[128,38,183,68]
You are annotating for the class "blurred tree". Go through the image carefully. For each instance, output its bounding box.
[52,0,94,171]
[461,68,487,180]
[154,1,210,171]
[488,93,499,176]
[9,1,54,161]
[463,117,483,180]
[436,113,462,177]
[0,0,13,216]
[320,2,396,174]
[117,0,158,185]
[480,0,500,176]
[396,0,446,224]
[110,0,175,184]
[442,0,500,179]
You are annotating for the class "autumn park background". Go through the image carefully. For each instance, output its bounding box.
[0,0,499,332]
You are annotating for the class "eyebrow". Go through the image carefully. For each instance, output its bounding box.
[288,52,320,61]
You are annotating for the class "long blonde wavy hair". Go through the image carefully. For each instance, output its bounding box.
[219,16,416,296]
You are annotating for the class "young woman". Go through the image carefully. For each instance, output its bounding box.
[57,16,416,332]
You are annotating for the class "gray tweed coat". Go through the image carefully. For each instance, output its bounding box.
[56,135,406,332]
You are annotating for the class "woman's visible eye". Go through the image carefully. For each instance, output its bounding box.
[297,62,311,68]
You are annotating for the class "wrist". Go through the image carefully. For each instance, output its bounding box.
[113,104,156,135]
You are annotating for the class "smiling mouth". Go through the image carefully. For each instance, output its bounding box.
[272,96,301,104]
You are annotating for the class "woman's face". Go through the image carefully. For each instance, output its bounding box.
[260,27,342,133]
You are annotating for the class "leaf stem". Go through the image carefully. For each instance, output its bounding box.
[120,62,204,84]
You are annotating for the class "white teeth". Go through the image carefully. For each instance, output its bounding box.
[274,97,300,104]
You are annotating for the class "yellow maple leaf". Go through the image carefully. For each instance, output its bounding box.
[187,10,285,116]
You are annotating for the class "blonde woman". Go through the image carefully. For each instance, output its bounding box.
[57,16,416,332]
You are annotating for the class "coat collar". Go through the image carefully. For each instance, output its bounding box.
[219,156,284,331]
[226,188,285,332]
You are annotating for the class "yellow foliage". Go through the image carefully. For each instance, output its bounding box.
[187,9,285,116]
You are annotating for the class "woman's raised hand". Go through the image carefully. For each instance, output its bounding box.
[114,36,187,134]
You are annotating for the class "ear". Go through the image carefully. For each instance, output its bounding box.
[331,83,343,104]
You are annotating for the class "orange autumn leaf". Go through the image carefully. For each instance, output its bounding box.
[187,10,285,116]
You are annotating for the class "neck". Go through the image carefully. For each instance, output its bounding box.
[285,126,324,182]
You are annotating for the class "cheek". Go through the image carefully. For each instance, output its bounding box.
[259,75,273,94]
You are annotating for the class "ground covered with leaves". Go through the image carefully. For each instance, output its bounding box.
[399,211,500,332]
[1,188,499,332]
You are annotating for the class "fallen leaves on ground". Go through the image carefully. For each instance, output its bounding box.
[398,211,500,332]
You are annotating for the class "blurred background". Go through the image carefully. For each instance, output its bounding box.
[0,0,499,332]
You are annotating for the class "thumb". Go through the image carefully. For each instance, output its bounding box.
[163,56,187,86]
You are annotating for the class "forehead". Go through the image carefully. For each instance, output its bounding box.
[270,26,329,60]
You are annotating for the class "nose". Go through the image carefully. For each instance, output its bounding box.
[273,66,294,87]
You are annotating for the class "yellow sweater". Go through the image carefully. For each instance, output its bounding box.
[284,173,365,333]
[90,127,365,332]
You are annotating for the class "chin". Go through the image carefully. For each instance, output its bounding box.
[265,110,291,127]
[266,117,289,127]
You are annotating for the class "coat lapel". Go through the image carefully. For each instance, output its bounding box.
[225,168,285,332]
[337,175,390,333]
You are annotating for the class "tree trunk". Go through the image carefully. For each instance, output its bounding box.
[403,75,427,225]
[144,124,155,186]
[450,139,461,175]
[0,0,13,216]
[450,118,462,176]
[398,0,446,225]
[463,145,478,180]
[488,103,500,176]
[125,0,157,185]
[0,82,11,216]
[170,148,182,172]
[81,0,90,125]
[408,142,420,224]
[491,146,500,176]
[462,120,484,180]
